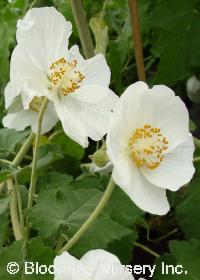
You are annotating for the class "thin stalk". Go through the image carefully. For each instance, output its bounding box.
[70,0,95,58]
[154,228,178,242]
[14,176,24,234]
[7,179,23,240]
[128,0,146,81]
[0,182,5,193]
[12,133,34,167]
[194,137,200,149]
[59,177,115,253]
[56,235,66,253]
[134,242,160,258]
[28,0,38,9]
[193,156,200,163]
[27,98,48,209]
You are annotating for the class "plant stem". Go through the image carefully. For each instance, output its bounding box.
[194,137,200,149]
[128,0,146,81]
[7,179,23,240]
[29,0,38,9]
[14,176,25,234]
[69,0,95,58]
[56,235,66,253]
[11,133,34,167]
[193,156,200,163]
[0,182,5,193]
[133,242,160,258]
[59,177,115,253]
[27,98,48,210]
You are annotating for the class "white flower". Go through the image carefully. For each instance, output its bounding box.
[106,82,195,215]
[54,249,135,280]
[3,7,118,147]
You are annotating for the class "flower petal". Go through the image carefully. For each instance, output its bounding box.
[81,249,133,280]
[54,252,91,280]
[78,53,111,87]
[141,134,195,191]
[16,7,72,64]
[21,81,50,110]
[10,40,48,83]
[54,100,88,147]
[2,109,37,131]
[55,85,118,147]
[4,82,20,109]
[135,85,190,151]
[31,101,58,134]
[112,155,170,215]
[3,99,57,134]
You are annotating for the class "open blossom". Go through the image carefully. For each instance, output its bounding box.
[54,249,142,280]
[107,82,195,215]
[3,7,118,147]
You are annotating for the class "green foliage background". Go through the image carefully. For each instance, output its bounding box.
[0,0,200,279]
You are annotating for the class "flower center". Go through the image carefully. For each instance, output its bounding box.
[129,124,169,170]
[49,57,85,96]
[29,96,45,112]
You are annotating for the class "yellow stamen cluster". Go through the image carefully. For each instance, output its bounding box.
[49,57,85,96]
[129,124,169,170]
[29,96,45,112]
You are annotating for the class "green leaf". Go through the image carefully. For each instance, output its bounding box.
[37,172,73,191]
[50,130,84,160]
[27,178,141,259]
[71,216,132,257]
[0,195,10,250]
[170,239,200,279]
[154,254,188,280]
[176,175,200,239]
[151,0,200,84]
[0,238,55,279]
[27,186,102,240]
[0,129,30,159]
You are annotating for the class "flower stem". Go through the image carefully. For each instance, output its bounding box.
[28,0,38,9]
[27,98,48,210]
[193,156,200,163]
[128,0,146,81]
[133,242,160,258]
[69,0,95,58]
[11,133,34,167]
[194,137,200,149]
[59,177,115,253]
[7,179,23,240]
[14,176,25,235]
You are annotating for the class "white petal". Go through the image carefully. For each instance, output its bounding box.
[4,82,20,109]
[54,100,88,147]
[21,81,49,110]
[135,85,190,151]
[10,43,47,83]
[78,53,111,87]
[112,155,170,215]
[54,252,91,280]
[31,101,58,134]
[16,7,72,64]
[81,249,133,280]
[106,82,149,161]
[68,45,85,65]
[3,100,57,134]
[112,81,148,136]
[141,134,195,191]
[55,85,118,147]
[2,109,37,131]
